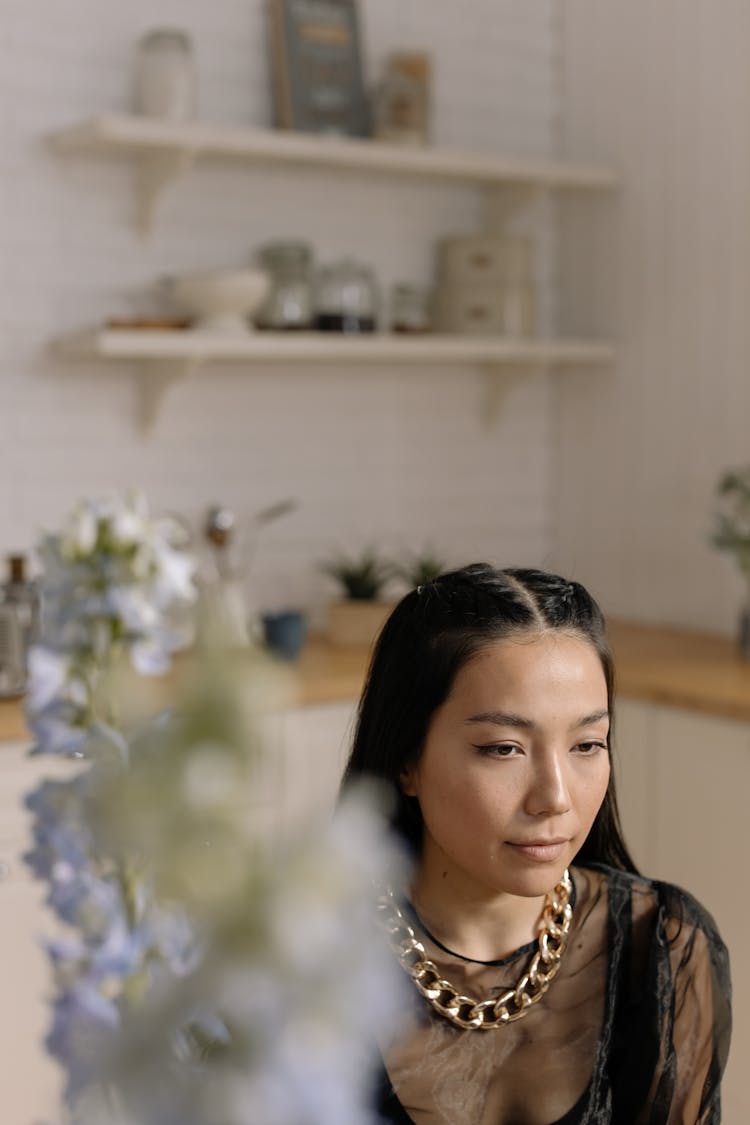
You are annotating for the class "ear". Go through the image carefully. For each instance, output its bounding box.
[399,764,419,797]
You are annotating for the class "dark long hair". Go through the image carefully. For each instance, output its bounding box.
[340,563,638,874]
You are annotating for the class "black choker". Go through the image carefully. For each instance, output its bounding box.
[405,874,578,968]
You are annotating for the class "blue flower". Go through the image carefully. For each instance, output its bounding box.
[47,983,120,1101]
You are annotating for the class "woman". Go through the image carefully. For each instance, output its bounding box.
[340,564,731,1124]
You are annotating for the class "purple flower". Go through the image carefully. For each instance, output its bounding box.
[47,983,120,1101]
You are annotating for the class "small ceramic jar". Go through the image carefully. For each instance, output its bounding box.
[134,28,197,120]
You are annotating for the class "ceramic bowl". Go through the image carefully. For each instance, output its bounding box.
[167,269,270,333]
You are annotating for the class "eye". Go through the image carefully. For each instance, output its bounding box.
[574,740,607,755]
[472,742,521,758]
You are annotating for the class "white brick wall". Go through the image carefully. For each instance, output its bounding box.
[0,0,559,619]
[555,0,750,636]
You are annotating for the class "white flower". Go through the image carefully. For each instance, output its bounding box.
[28,489,409,1125]
[26,646,71,714]
[109,506,147,551]
[108,586,159,633]
[130,637,171,676]
[151,539,197,607]
[61,502,97,559]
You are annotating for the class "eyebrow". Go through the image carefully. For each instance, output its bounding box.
[465,708,610,730]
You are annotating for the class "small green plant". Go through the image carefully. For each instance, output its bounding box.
[396,548,447,589]
[711,466,750,581]
[320,548,394,600]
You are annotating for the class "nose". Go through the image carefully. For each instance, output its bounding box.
[525,749,571,818]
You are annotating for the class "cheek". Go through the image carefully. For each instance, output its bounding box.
[424,769,514,834]
[581,757,611,820]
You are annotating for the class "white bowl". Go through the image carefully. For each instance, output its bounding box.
[166,269,271,333]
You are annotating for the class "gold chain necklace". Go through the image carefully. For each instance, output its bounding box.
[377,869,573,1031]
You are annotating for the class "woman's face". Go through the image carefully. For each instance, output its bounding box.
[401,630,611,900]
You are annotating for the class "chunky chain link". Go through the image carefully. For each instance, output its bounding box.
[377,869,573,1031]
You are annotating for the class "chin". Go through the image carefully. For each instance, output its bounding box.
[499,859,572,898]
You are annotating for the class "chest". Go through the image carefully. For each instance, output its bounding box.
[384,979,605,1125]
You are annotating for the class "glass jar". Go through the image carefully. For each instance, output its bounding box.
[390,283,432,333]
[134,29,197,121]
[256,241,314,330]
[315,259,379,333]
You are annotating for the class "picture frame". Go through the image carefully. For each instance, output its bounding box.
[269,0,370,137]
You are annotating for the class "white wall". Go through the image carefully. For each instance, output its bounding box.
[554,0,750,635]
[0,0,561,619]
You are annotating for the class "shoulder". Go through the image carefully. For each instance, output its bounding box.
[577,862,728,957]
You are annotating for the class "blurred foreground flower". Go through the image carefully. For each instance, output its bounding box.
[25,491,406,1124]
[27,490,197,757]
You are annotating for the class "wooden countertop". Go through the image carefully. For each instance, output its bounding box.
[608,619,750,723]
[2,619,749,743]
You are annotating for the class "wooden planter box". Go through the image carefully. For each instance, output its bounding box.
[326,599,397,647]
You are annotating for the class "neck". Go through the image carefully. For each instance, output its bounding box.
[409,866,548,964]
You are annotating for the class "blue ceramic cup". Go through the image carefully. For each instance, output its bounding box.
[261,609,307,661]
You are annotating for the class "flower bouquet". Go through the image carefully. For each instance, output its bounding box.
[25,492,405,1124]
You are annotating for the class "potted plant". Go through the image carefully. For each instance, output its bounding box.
[320,548,396,646]
[710,465,750,659]
[395,547,448,590]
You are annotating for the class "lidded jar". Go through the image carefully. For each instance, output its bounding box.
[390,283,432,333]
[315,259,379,333]
[134,28,197,120]
[256,241,314,330]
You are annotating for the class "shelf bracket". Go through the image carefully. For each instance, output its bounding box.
[481,184,539,232]
[480,362,546,427]
[136,358,199,433]
[135,149,196,236]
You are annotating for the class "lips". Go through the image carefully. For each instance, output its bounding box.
[506,838,570,862]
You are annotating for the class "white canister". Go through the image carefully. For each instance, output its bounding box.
[435,234,534,288]
[134,28,197,121]
[436,281,536,337]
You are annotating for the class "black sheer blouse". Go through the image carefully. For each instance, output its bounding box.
[376,865,731,1124]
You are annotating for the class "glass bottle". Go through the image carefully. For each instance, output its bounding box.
[2,555,40,648]
[0,607,25,699]
[0,554,40,697]
[134,29,197,121]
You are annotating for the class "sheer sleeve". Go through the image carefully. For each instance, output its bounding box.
[647,883,732,1124]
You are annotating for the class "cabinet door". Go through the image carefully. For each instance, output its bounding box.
[611,698,655,871]
[277,700,358,827]
[651,707,750,1125]
[0,743,68,1125]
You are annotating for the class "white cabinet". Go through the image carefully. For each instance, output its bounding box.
[612,698,655,871]
[0,743,69,1125]
[614,700,750,1124]
[274,699,358,826]
[0,701,358,1125]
